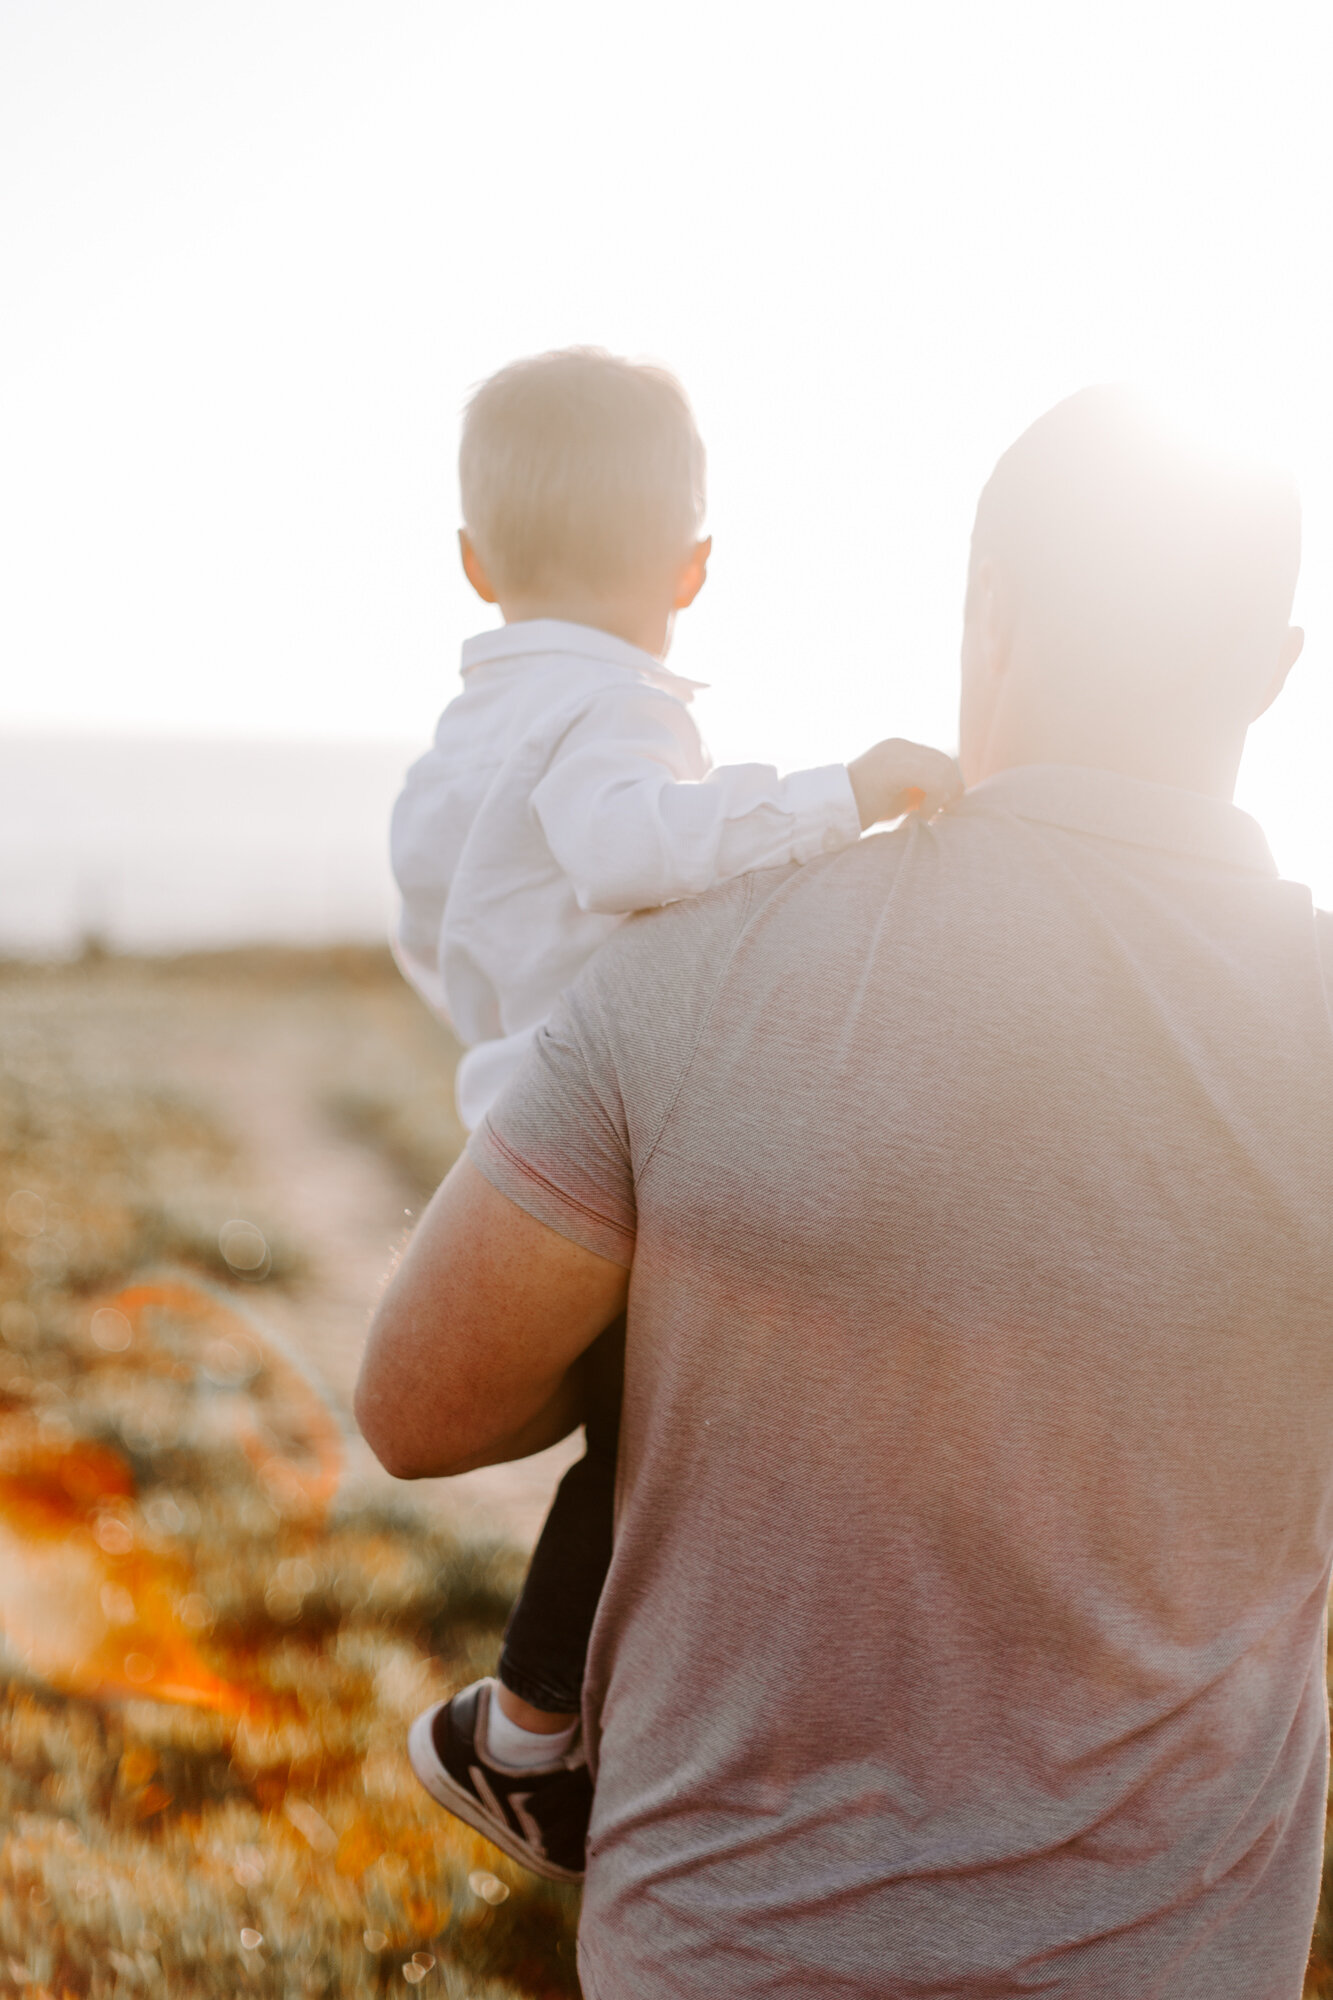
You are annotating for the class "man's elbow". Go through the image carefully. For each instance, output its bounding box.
[353,1387,411,1479]
[359,1435,430,1482]
[353,1369,459,1482]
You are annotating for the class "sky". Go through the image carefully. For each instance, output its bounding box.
[3,0,1332,896]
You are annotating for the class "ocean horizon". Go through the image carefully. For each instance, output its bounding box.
[6,726,1330,963]
[1,731,424,957]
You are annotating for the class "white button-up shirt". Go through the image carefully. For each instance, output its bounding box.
[391,619,861,1128]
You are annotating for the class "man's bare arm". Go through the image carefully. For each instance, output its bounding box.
[354,1156,630,1480]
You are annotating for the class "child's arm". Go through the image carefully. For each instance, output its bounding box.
[531,686,959,916]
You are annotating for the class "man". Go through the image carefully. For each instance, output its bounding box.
[357,387,1331,1998]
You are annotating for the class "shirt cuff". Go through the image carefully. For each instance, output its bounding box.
[783,763,863,864]
[467,1121,636,1269]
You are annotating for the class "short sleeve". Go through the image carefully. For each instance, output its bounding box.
[467,1008,637,1266]
[466,871,762,1265]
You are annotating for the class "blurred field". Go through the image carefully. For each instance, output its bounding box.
[3,944,1332,1997]
[0,947,579,1998]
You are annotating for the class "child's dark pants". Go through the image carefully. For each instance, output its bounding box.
[496,1317,626,1715]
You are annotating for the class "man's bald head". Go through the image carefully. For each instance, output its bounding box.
[961,386,1303,795]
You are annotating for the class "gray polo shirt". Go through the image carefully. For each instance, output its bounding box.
[470,765,1333,2000]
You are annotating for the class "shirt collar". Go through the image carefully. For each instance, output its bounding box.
[460,618,707,705]
[953,764,1277,876]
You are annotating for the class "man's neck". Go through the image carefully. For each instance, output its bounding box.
[980,731,1244,803]
[971,667,1247,804]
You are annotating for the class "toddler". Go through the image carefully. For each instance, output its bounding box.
[392,348,960,1881]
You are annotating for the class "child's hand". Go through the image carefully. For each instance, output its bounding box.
[847,739,963,830]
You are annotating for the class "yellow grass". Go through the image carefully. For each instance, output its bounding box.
[0,949,577,1999]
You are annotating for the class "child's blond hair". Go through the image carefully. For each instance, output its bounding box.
[459,348,706,599]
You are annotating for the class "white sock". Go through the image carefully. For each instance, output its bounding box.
[484,1685,578,1770]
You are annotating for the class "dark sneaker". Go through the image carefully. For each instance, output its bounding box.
[407,1678,591,1884]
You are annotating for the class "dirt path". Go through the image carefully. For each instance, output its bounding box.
[230,1056,580,1552]
[192,1022,582,1547]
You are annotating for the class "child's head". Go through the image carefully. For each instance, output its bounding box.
[458,347,709,654]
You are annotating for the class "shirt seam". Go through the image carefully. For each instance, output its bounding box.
[633,871,761,1182]
[481,1122,636,1247]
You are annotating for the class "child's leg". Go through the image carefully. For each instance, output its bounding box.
[406,1319,624,1880]
[495,1315,625,1720]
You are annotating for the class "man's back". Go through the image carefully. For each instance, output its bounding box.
[473,765,1333,1999]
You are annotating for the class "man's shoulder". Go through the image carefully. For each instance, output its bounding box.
[534,834,922,1167]
[577,831,917,1018]
[554,871,785,1120]
[583,870,767,998]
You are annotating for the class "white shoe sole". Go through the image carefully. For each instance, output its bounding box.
[406,1702,585,1885]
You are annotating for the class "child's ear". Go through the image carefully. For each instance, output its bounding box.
[459,530,499,604]
[672,536,712,611]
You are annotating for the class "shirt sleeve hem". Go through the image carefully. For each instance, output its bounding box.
[467,1122,636,1269]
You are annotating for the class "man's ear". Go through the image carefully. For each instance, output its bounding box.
[459,529,499,605]
[1252,625,1304,722]
[672,536,711,611]
[963,558,1013,682]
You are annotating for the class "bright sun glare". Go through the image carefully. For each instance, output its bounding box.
[1,1,1330,906]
